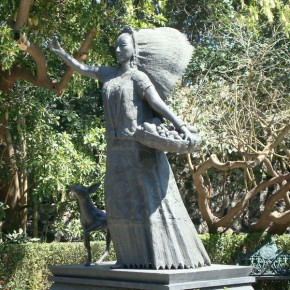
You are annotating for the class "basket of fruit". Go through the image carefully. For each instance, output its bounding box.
[134,118,201,154]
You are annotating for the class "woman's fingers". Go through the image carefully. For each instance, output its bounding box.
[181,126,196,144]
[47,36,61,51]
[47,39,52,48]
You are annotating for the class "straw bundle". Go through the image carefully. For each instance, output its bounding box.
[134,27,193,101]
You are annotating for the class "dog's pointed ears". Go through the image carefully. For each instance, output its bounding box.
[88,183,101,194]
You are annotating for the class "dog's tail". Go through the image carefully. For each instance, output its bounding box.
[96,230,111,264]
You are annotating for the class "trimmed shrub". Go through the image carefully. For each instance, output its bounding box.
[0,234,289,290]
[201,233,290,290]
[0,241,115,290]
[201,233,267,264]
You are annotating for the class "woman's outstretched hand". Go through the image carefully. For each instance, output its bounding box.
[180,125,196,145]
[47,36,62,52]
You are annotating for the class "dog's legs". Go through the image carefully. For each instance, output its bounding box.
[84,230,91,266]
[96,230,111,264]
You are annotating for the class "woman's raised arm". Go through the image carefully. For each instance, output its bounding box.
[48,36,105,80]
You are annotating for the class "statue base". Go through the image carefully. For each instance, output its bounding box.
[49,262,255,290]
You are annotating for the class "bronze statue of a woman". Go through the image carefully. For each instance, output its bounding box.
[49,26,211,270]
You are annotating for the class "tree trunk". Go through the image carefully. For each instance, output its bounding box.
[0,221,2,242]
[33,197,38,238]
[0,110,21,232]
[17,114,28,234]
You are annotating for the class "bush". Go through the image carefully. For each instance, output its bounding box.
[200,233,290,290]
[0,234,289,290]
[0,241,115,290]
[200,233,267,264]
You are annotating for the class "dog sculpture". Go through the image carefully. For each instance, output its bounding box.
[70,183,111,266]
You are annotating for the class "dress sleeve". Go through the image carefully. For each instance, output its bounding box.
[132,70,153,98]
[97,66,117,83]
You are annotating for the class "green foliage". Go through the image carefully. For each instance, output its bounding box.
[239,0,290,35]
[2,82,107,238]
[30,130,97,198]
[0,235,289,290]
[0,203,8,221]
[0,241,115,290]
[167,0,289,234]
[201,234,290,290]
[0,0,289,238]
[0,0,169,236]
[0,0,19,70]
[0,26,19,71]
[177,10,289,154]
[200,233,277,264]
[3,228,40,244]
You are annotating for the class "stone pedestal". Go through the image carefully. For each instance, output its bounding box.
[49,262,255,290]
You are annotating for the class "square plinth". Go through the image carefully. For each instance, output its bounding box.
[49,262,255,290]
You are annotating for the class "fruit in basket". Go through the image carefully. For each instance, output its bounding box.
[153,122,184,140]
[136,120,201,153]
[170,130,179,137]
[141,119,200,143]
[143,122,157,134]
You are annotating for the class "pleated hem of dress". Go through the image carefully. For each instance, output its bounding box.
[120,260,210,270]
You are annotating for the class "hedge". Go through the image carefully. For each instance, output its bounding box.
[0,234,289,290]
[0,241,116,290]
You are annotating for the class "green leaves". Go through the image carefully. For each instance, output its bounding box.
[0,241,116,289]
[0,202,9,221]
[0,26,19,70]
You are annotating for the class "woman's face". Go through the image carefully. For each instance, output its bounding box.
[115,33,134,64]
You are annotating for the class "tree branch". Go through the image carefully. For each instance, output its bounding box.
[194,154,256,175]
[54,26,98,95]
[190,152,290,232]
[280,143,290,161]
[14,0,34,31]
[263,158,278,177]
[18,34,52,84]
[0,26,98,95]
[192,170,218,231]
[270,124,290,150]
[215,174,290,228]
[269,210,290,225]
[249,181,290,232]
[0,66,54,92]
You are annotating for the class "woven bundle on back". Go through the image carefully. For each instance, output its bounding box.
[134,27,193,101]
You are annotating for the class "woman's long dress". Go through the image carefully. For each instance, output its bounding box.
[102,68,211,269]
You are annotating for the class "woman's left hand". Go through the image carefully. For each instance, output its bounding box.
[180,125,196,145]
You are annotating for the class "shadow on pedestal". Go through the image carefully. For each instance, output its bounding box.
[49,262,255,290]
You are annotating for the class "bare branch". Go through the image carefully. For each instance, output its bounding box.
[249,180,290,232]
[191,169,219,231]
[270,124,290,150]
[191,154,260,231]
[194,154,256,175]
[279,143,290,161]
[216,174,290,228]
[269,210,290,224]
[263,158,278,177]
[190,151,290,232]
[187,154,194,171]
